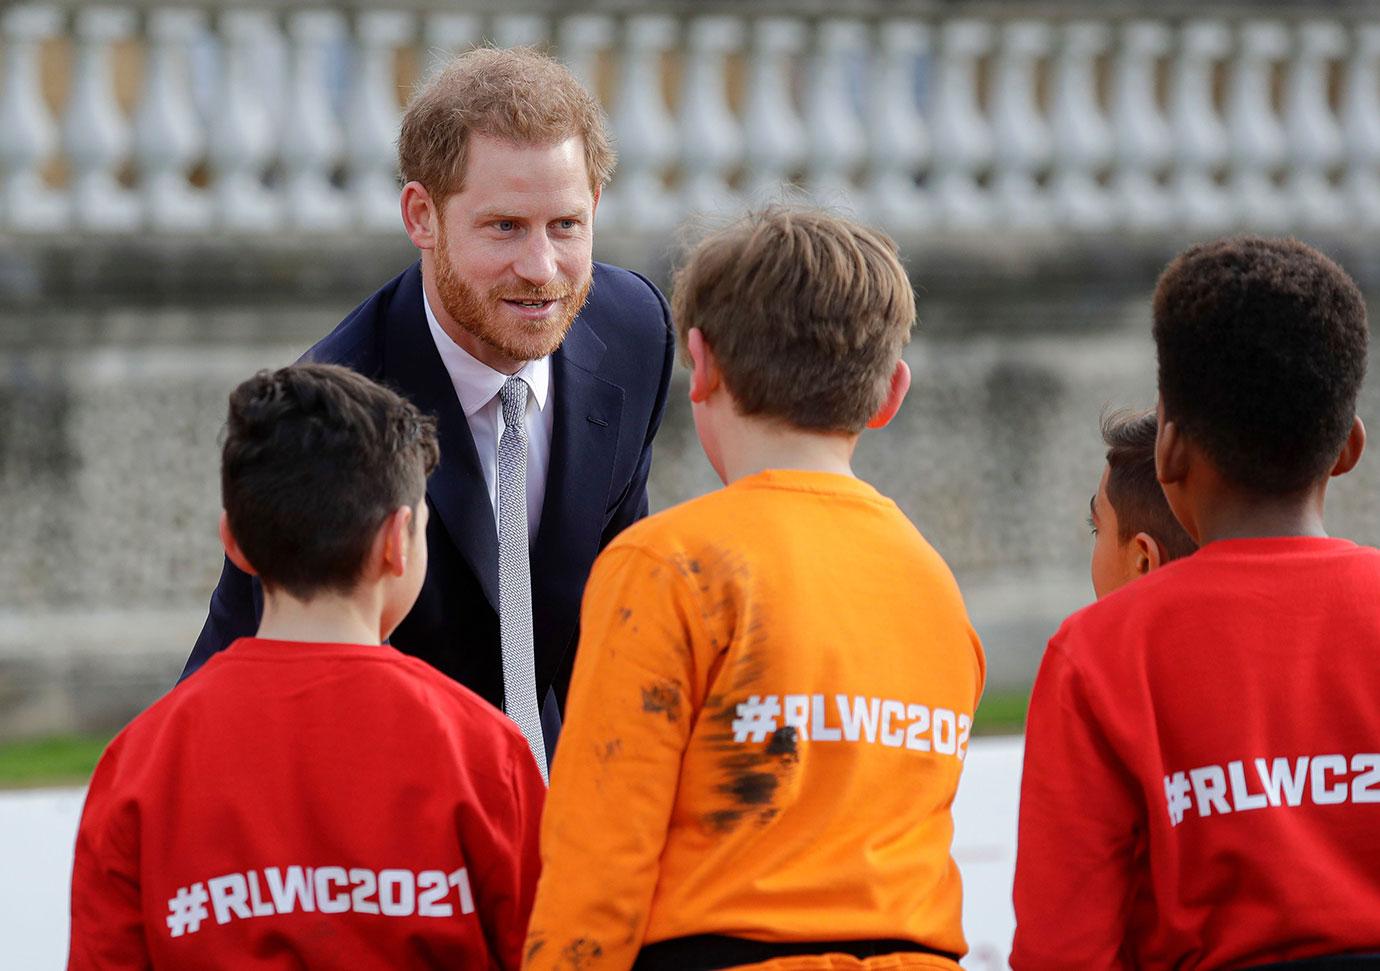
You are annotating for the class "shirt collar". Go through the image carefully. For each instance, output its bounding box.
[423,286,551,418]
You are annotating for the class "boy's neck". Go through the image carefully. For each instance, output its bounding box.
[719,416,859,484]
[255,588,384,647]
[1190,483,1329,546]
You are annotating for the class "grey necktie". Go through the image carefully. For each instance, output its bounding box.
[497,377,548,783]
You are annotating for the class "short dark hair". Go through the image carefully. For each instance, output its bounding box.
[1101,409,1196,562]
[671,206,916,433]
[221,364,440,600]
[1153,236,1368,494]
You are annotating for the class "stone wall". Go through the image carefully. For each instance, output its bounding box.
[3,231,1378,738]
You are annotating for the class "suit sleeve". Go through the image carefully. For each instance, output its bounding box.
[179,556,261,683]
[68,746,150,971]
[523,545,697,971]
[1010,634,1141,970]
[601,271,676,543]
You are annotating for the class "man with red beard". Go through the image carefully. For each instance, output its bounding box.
[182,47,675,779]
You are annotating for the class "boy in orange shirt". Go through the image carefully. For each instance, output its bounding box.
[1089,409,1196,598]
[523,208,986,971]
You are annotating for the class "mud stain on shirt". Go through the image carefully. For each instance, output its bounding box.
[561,937,603,969]
[641,680,682,722]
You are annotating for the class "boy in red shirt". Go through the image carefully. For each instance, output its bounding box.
[1013,237,1380,969]
[1089,409,1196,598]
[69,364,545,970]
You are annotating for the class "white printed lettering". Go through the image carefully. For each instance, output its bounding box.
[1254,757,1308,807]
[349,868,379,915]
[879,700,906,748]
[1189,765,1233,817]
[1351,754,1380,803]
[315,867,349,913]
[782,694,810,741]
[957,713,972,761]
[378,869,415,917]
[417,871,453,917]
[449,867,475,915]
[1227,760,1268,811]
[264,865,314,913]
[245,870,275,917]
[207,873,250,925]
[836,695,880,743]
[933,708,957,756]
[1311,754,1348,805]
[905,704,931,752]
[811,693,842,741]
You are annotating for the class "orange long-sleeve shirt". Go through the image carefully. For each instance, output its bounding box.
[524,470,985,971]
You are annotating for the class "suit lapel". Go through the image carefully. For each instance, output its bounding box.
[532,315,624,688]
[382,266,500,613]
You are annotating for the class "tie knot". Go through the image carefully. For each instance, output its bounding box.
[499,377,528,427]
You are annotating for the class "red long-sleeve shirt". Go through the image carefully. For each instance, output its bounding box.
[69,638,545,970]
[1013,538,1380,969]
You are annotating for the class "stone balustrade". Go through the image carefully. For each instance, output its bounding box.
[3,1,1380,235]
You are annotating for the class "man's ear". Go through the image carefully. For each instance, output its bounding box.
[591,183,601,219]
[377,506,414,579]
[1155,413,1189,486]
[1331,415,1366,477]
[687,328,721,404]
[866,359,912,430]
[401,181,439,251]
[1131,531,1165,577]
[219,511,258,577]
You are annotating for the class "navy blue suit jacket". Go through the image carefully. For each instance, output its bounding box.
[182,261,676,739]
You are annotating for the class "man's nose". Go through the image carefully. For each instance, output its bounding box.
[513,231,558,287]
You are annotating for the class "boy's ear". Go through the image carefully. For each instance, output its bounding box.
[401,181,439,251]
[1330,415,1366,477]
[1155,414,1190,486]
[866,359,912,430]
[219,511,258,577]
[687,328,721,404]
[378,506,415,579]
[1131,531,1165,577]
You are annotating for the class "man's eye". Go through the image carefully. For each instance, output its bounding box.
[558,219,577,230]
[1087,515,1098,537]
[496,220,515,232]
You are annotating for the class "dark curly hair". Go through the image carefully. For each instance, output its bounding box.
[1152,236,1368,494]
[222,364,440,600]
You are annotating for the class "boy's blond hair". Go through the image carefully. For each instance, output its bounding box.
[671,206,916,433]
[398,46,616,202]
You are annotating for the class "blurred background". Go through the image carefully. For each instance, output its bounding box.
[3,0,1380,768]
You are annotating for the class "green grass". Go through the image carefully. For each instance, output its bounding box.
[973,689,1029,736]
[0,734,113,789]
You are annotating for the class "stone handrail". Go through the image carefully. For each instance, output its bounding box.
[2,2,1379,236]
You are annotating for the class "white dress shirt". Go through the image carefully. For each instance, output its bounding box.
[424,290,553,543]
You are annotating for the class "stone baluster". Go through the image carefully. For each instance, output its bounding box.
[280,10,349,230]
[423,14,482,78]
[492,14,547,50]
[346,11,411,231]
[742,18,808,204]
[0,5,67,230]
[864,22,931,232]
[604,16,678,231]
[134,8,209,230]
[990,20,1053,228]
[678,16,745,219]
[805,19,867,210]
[208,11,279,230]
[930,19,994,229]
[558,14,614,96]
[1342,25,1380,227]
[1050,21,1115,230]
[1169,20,1234,230]
[64,7,140,230]
[1285,21,1349,228]
[1111,21,1173,229]
[1226,21,1290,230]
